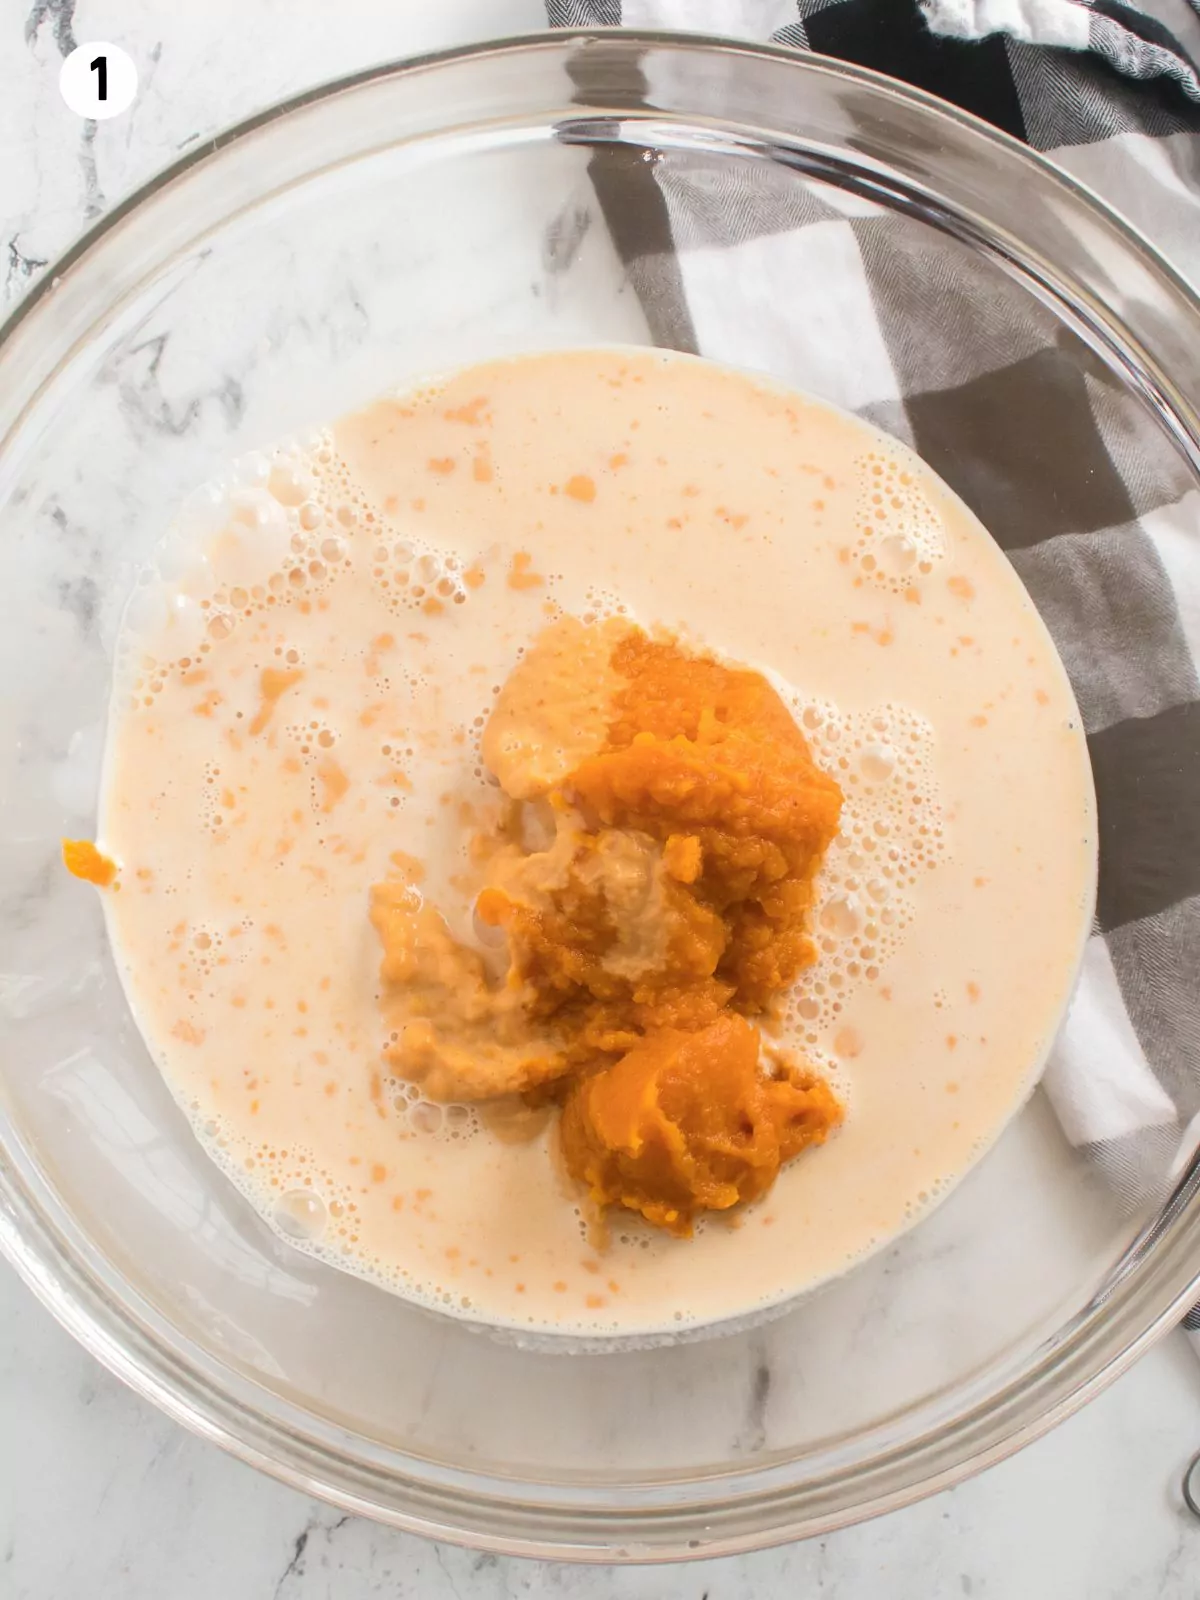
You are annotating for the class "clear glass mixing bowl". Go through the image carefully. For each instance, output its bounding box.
[2,30,1199,1562]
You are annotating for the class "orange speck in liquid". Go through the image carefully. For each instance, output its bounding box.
[62,839,118,887]
[967,981,981,1002]
[970,714,988,728]
[427,457,456,476]
[171,1019,205,1046]
[1035,688,1050,706]
[249,667,303,736]
[564,474,596,503]
[948,575,975,601]
[507,551,544,591]
[364,634,395,676]
[834,1026,864,1059]
[192,691,222,719]
[472,445,494,483]
[317,757,350,812]
[609,452,628,470]
[444,395,489,426]
[946,1034,958,1050]
[463,563,486,590]
[371,1163,388,1184]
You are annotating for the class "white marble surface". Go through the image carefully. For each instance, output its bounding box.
[3,1,1200,1596]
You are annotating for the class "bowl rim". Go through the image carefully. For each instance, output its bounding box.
[3,25,1200,1562]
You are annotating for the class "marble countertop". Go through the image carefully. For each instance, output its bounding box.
[3,2,1200,1596]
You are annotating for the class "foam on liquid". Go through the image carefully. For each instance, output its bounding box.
[99,349,1096,1335]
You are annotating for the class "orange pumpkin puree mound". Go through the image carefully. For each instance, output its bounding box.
[560,1014,844,1237]
[372,617,846,1235]
[572,631,844,1010]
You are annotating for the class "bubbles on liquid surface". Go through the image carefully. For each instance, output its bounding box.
[273,1188,329,1241]
[409,1100,443,1135]
[820,894,863,939]
[859,743,895,785]
[852,449,945,593]
[781,692,949,1039]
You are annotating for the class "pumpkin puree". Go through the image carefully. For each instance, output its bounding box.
[62,839,118,887]
[371,618,845,1235]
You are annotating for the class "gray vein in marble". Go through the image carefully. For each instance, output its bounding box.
[24,0,76,57]
[108,332,245,439]
[542,198,593,277]
[741,1341,772,1455]
[273,1511,352,1600]
[24,0,105,222]
[5,235,48,298]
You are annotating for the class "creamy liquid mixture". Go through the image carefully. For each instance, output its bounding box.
[99,348,1096,1335]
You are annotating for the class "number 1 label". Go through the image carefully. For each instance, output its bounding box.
[60,42,137,120]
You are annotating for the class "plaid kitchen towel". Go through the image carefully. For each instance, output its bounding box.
[546,0,1200,1340]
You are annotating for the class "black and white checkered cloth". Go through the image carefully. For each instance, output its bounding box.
[546,0,1200,1341]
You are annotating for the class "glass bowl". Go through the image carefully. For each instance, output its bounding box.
[2,30,1199,1562]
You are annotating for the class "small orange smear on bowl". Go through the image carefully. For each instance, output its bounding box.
[62,839,118,887]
